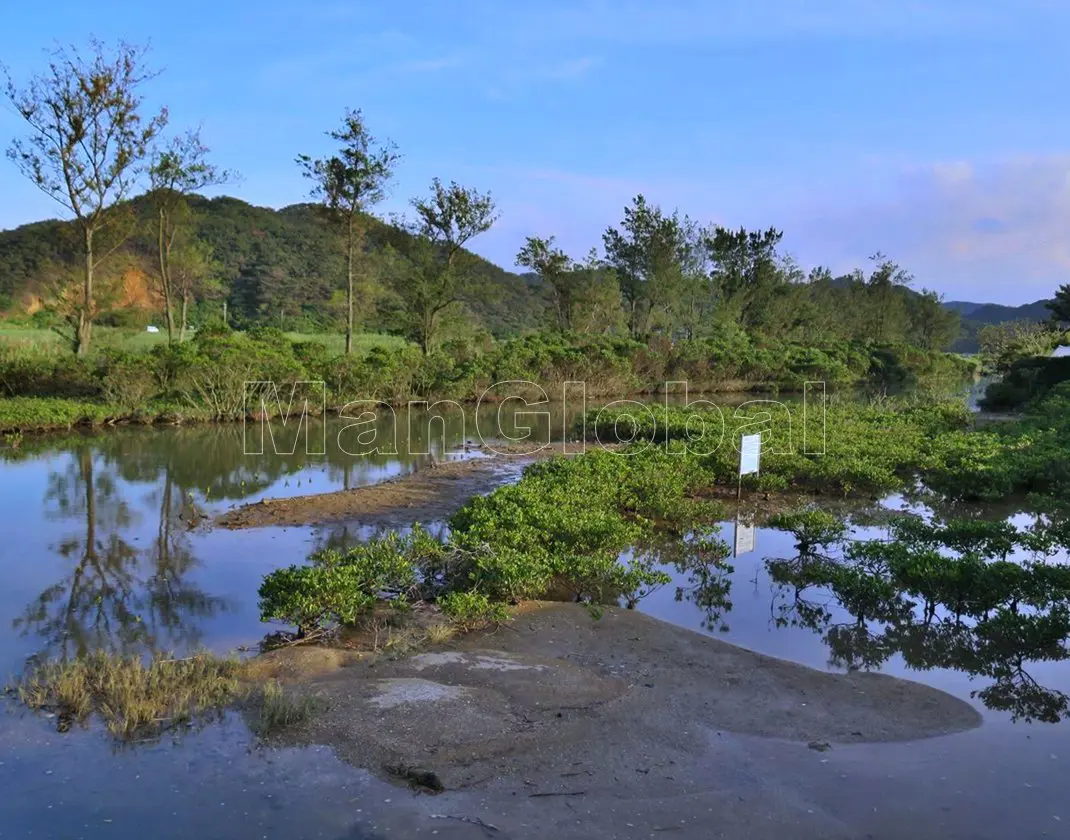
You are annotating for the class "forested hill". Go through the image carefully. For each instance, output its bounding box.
[945,299,1055,353]
[0,195,550,337]
[0,193,1052,348]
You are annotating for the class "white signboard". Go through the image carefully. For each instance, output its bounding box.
[734,520,755,556]
[739,433,761,476]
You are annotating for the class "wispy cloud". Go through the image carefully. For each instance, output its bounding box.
[391,56,468,75]
[484,55,602,100]
[785,155,1070,302]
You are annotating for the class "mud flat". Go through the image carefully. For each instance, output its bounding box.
[254,602,982,837]
[217,457,511,529]
[216,444,592,530]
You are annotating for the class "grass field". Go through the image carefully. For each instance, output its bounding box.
[282,332,411,354]
[0,325,410,355]
[0,325,170,352]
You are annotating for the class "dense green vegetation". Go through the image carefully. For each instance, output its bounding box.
[254,381,1070,657]
[1,193,973,352]
[590,385,1070,504]
[259,439,727,637]
[975,319,1065,376]
[0,326,977,433]
[583,397,976,496]
[980,356,1070,412]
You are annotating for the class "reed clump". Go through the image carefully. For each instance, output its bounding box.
[10,650,245,739]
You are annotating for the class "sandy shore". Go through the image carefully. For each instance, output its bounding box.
[250,602,982,837]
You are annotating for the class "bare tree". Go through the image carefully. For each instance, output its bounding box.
[148,129,232,342]
[4,40,167,354]
[297,109,399,354]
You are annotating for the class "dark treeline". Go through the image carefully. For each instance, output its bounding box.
[1,39,962,358]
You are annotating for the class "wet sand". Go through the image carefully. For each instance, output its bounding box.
[252,602,982,837]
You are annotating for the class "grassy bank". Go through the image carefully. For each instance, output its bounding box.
[0,327,975,434]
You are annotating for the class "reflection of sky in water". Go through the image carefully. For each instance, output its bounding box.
[4,402,1070,837]
[0,712,426,840]
[3,412,1070,721]
[640,500,1070,729]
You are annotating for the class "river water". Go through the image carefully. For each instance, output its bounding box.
[2,393,1069,839]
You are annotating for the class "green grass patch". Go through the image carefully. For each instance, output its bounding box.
[282,331,411,355]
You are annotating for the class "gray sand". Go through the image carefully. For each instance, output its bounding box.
[259,603,982,837]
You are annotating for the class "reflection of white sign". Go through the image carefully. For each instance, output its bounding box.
[734,521,755,556]
[739,434,761,476]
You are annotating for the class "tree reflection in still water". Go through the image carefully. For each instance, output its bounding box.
[15,445,229,661]
[766,513,1070,723]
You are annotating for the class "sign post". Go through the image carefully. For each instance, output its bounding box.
[738,433,761,501]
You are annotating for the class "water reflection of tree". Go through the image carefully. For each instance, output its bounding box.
[767,521,1070,723]
[14,445,229,660]
[311,521,451,555]
[652,529,734,633]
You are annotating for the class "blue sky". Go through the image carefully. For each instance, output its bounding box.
[1,0,1067,304]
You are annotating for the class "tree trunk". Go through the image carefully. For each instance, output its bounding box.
[421,308,434,355]
[77,227,94,355]
[158,208,175,343]
[626,298,637,340]
[345,213,355,355]
[180,293,190,342]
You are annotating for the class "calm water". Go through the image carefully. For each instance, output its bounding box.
[3,390,1069,839]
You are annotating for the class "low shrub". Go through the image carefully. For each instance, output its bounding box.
[258,530,429,637]
[98,351,159,411]
[0,397,120,432]
[438,592,510,630]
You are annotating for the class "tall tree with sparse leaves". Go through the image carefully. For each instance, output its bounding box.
[401,178,497,353]
[297,110,399,354]
[516,235,575,330]
[863,252,913,342]
[602,195,693,339]
[149,130,231,343]
[170,238,221,341]
[4,40,167,354]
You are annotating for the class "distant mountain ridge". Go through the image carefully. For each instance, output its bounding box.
[945,298,1055,352]
[944,299,1053,321]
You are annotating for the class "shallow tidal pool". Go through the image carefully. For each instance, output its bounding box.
[2,404,1070,839]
